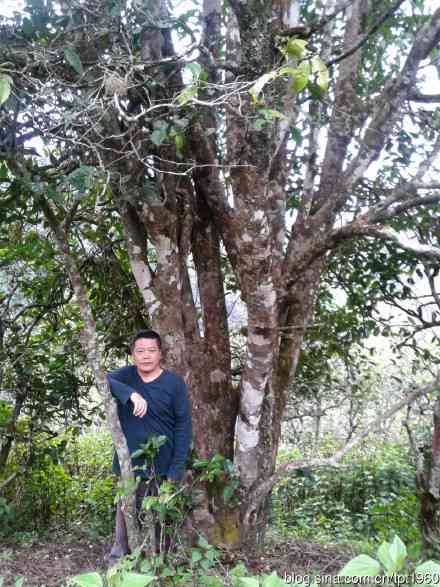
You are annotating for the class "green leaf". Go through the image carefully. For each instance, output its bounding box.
[119,572,156,586]
[249,71,277,102]
[279,66,298,77]
[186,62,202,79]
[260,108,286,121]
[262,571,285,586]
[174,133,184,153]
[198,576,222,587]
[223,484,234,502]
[197,535,211,550]
[67,165,95,192]
[69,572,104,587]
[130,448,145,458]
[230,563,248,577]
[14,578,23,587]
[191,548,203,563]
[291,127,302,144]
[110,4,122,17]
[151,127,169,146]
[291,61,311,93]
[0,162,9,180]
[338,555,381,578]
[311,56,329,91]
[237,579,260,587]
[407,542,422,560]
[176,84,198,105]
[377,541,395,574]
[0,75,12,105]
[415,561,440,581]
[285,38,308,58]
[22,18,34,37]
[64,47,84,75]
[253,118,266,131]
[389,535,407,571]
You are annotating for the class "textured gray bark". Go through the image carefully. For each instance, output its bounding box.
[38,196,143,551]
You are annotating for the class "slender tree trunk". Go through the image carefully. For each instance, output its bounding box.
[38,195,144,552]
[0,388,25,470]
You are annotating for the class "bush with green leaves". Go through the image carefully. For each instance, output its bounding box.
[68,542,288,586]
[66,430,116,536]
[0,429,115,537]
[1,433,78,533]
[271,441,418,544]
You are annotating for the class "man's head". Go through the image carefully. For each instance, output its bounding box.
[130,330,162,378]
[130,329,162,353]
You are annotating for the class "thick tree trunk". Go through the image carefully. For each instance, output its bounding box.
[419,398,440,556]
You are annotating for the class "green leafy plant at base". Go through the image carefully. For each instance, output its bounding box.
[192,453,240,505]
[337,535,440,585]
[68,547,289,586]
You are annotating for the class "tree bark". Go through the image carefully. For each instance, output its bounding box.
[419,397,440,556]
[38,195,143,552]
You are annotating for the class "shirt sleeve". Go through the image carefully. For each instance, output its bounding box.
[167,377,192,482]
[107,366,137,405]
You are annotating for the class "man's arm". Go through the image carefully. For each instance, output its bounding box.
[107,366,147,417]
[167,377,192,482]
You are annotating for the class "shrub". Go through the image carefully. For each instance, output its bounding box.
[271,441,418,544]
[0,428,116,537]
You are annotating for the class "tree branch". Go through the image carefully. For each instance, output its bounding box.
[343,7,440,188]
[408,90,440,103]
[327,0,406,67]
[244,374,440,523]
[338,224,440,260]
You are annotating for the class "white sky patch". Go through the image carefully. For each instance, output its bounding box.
[1,0,24,17]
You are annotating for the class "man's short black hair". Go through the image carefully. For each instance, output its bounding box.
[130,329,162,352]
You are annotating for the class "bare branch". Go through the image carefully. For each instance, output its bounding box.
[408,90,440,103]
[343,7,440,187]
[327,0,406,67]
[354,226,440,259]
[244,375,440,522]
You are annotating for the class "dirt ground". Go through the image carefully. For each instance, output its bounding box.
[0,535,351,586]
[0,536,110,587]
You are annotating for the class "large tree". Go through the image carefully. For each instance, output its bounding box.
[1,0,439,549]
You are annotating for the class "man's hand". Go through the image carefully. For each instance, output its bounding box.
[130,392,147,417]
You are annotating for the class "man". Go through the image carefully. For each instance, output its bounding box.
[107,329,192,562]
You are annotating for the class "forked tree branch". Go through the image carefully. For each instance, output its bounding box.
[244,374,440,523]
[327,0,406,67]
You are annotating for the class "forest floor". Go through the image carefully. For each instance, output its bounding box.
[0,533,352,586]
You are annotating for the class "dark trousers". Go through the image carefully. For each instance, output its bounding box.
[112,476,173,557]
[136,476,172,554]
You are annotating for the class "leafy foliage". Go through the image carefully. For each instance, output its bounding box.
[271,442,419,544]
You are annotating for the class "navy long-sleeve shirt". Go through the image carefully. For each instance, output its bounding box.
[107,366,192,481]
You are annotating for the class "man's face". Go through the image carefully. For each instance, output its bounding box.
[132,337,162,376]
